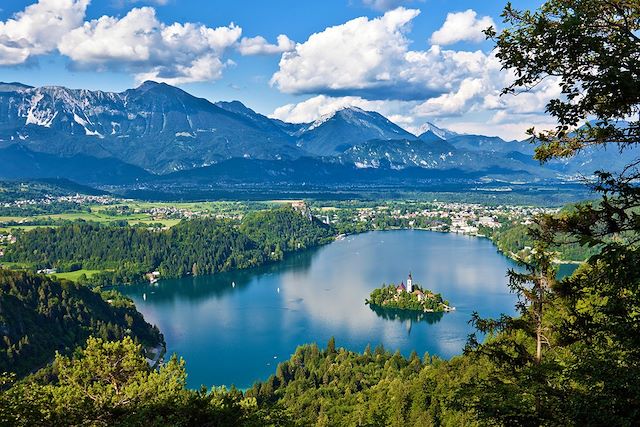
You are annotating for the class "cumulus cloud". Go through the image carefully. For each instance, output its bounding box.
[483,77,562,114]
[271,7,447,100]
[442,116,560,141]
[58,7,242,84]
[270,8,503,102]
[271,95,385,123]
[430,9,494,46]
[238,34,295,55]
[0,0,88,65]
[413,78,486,117]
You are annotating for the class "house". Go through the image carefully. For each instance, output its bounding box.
[146,271,161,284]
[396,282,406,293]
[413,290,425,301]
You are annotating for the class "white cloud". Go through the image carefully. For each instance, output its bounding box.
[270,8,504,103]
[430,9,494,46]
[58,7,242,84]
[442,117,559,141]
[271,95,386,123]
[271,7,440,100]
[483,77,562,114]
[0,0,88,65]
[238,34,295,56]
[413,77,487,117]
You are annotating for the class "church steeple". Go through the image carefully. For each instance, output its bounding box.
[407,272,413,293]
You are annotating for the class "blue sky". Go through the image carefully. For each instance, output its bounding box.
[0,0,551,139]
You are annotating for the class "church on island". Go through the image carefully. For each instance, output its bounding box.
[395,273,427,302]
[366,272,454,313]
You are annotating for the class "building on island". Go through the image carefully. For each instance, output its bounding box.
[396,273,414,294]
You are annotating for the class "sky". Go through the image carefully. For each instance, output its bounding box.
[0,0,555,140]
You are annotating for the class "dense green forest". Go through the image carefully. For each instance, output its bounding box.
[3,207,334,286]
[480,220,600,262]
[0,270,162,377]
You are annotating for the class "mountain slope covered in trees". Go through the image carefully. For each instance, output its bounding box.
[0,270,162,377]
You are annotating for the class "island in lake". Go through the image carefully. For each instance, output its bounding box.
[366,273,455,313]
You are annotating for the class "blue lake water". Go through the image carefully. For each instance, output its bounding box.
[121,230,561,389]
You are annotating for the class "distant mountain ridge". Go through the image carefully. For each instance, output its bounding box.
[0,81,303,173]
[0,81,633,186]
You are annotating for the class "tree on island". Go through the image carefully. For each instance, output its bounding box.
[367,283,451,313]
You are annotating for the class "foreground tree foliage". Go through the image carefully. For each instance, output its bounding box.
[488,0,640,161]
[246,340,482,426]
[459,0,640,425]
[0,337,279,427]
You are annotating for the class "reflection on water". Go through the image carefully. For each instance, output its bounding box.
[120,230,522,389]
[368,304,445,327]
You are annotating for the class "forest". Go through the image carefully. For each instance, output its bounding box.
[0,270,162,377]
[3,206,334,286]
[479,220,601,263]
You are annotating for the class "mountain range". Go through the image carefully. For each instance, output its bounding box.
[0,81,634,187]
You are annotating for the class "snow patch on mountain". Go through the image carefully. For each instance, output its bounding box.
[417,122,458,140]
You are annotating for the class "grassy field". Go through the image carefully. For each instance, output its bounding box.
[0,261,32,270]
[49,269,102,281]
[0,199,291,232]
[0,225,60,233]
[0,207,183,230]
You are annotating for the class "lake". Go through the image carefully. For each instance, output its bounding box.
[121,230,548,389]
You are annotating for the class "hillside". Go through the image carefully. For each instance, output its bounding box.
[3,206,334,284]
[0,270,162,377]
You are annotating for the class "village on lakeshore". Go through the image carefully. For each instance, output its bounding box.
[366,273,455,314]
